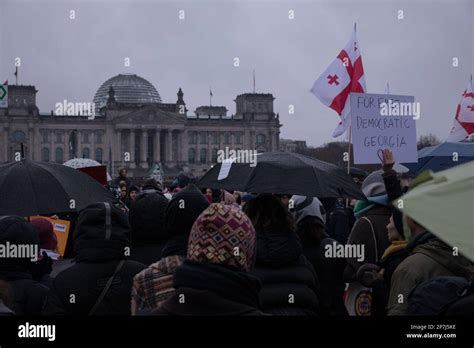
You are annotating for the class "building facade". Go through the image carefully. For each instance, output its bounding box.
[0,74,281,178]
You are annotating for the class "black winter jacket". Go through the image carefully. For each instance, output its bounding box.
[251,227,320,315]
[42,203,146,316]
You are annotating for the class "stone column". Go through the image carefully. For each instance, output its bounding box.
[268,130,273,151]
[167,129,173,163]
[207,132,211,164]
[140,129,148,168]
[181,130,188,162]
[115,129,122,162]
[154,128,161,163]
[63,130,69,161]
[129,129,135,169]
[28,126,34,160]
[34,127,41,160]
[76,129,82,158]
[50,129,55,162]
[250,129,256,150]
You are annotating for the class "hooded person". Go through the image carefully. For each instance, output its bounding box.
[292,195,348,316]
[0,280,14,316]
[386,172,474,315]
[170,172,193,191]
[141,178,162,193]
[128,191,169,265]
[343,171,392,283]
[29,218,59,288]
[153,203,264,316]
[0,216,48,315]
[244,194,320,315]
[131,184,210,315]
[42,203,146,316]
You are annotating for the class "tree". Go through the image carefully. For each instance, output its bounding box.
[417,134,441,150]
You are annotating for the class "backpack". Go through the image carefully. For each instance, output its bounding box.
[408,276,474,315]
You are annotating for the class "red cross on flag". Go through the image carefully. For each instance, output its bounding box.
[310,25,367,137]
[447,79,474,142]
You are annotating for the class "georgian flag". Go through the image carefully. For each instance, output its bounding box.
[447,79,474,142]
[310,26,367,137]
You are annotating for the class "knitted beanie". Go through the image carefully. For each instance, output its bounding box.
[187,203,256,272]
[30,218,58,251]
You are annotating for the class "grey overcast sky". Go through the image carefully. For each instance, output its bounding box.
[1,0,472,147]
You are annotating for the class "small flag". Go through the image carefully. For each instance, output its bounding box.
[14,67,18,77]
[447,77,474,142]
[210,88,213,97]
[310,24,367,137]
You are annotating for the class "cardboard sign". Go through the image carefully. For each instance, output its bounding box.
[350,93,418,164]
[78,165,107,185]
[30,216,71,257]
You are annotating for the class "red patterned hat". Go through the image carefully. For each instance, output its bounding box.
[187,203,256,272]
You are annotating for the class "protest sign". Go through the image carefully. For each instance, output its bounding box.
[350,93,418,164]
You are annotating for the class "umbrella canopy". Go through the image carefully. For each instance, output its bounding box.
[0,160,117,216]
[198,152,365,199]
[63,158,112,181]
[396,161,474,261]
[404,142,474,175]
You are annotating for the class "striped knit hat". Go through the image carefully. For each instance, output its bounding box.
[187,203,256,272]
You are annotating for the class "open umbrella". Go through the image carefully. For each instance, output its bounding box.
[63,158,112,181]
[198,152,365,199]
[396,161,474,261]
[0,160,117,216]
[404,142,474,176]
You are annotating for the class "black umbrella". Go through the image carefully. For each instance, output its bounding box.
[0,159,117,216]
[198,152,365,199]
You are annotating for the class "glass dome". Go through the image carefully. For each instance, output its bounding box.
[93,73,162,111]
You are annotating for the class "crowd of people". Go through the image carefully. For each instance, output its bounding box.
[0,149,472,316]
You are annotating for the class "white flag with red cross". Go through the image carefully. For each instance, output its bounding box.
[310,25,367,137]
[447,78,474,142]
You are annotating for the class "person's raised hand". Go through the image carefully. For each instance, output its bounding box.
[381,148,395,173]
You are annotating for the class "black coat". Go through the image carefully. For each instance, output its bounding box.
[251,227,320,315]
[42,203,146,316]
[128,191,168,265]
[154,260,263,316]
[0,216,48,316]
[0,270,48,315]
[43,259,146,316]
[301,237,348,316]
[129,244,165,266]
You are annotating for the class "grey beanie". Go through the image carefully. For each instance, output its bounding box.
[291,195,326,226]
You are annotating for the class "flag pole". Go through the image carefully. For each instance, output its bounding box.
[347,126,351,175]
[345,126,352,208]
[253,70,256,93]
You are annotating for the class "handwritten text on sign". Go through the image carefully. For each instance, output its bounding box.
[350,93,418,164]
